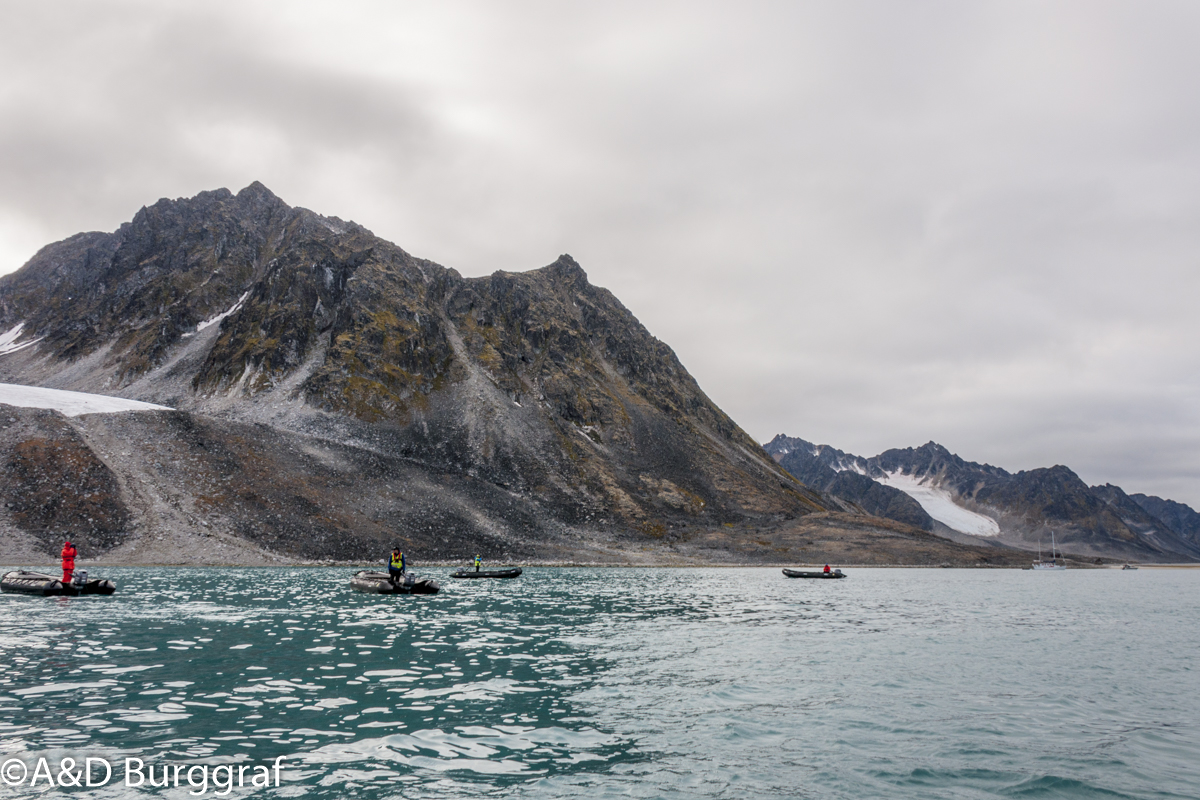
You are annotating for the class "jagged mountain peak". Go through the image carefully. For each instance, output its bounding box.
[1021,464,1080,481]
[1,185,848,562]
[765,433,816,454]
[875,442,1010,486]
[237,180,280,202]
[543,253,586,281]
[134,181,287,224]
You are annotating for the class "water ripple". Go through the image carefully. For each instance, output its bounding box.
[0,567,1197,798]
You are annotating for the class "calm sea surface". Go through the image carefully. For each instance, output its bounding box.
[0,566,1197,799]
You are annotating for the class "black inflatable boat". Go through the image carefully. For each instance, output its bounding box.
[450,567,522,579]
[1,570,117,596]
[350,570,440,595]
[782,568,845,579]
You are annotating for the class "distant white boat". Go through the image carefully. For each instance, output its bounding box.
[1033,532,1067,571]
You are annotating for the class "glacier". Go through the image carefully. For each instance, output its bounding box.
[878,471,1001,537]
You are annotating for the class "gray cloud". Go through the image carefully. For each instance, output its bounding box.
[2,0,1198,504]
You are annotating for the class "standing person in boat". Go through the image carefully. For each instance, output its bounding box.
[388,548,406,584]
[61,540,77,585]
[823,564,831,574]
[473,554,482,573]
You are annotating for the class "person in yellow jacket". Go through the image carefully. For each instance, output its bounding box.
[473,554,482,572]
[388,548,406,583]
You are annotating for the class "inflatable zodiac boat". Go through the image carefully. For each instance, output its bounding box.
[782,568,845,579]
[1,570,117,596]
[350,570,440,595]
[450,567,522,579]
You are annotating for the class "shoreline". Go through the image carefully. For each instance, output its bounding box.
[7,561,1190,569]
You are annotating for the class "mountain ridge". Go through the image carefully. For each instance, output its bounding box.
[765,434,1200,562]
[2,183,913,565]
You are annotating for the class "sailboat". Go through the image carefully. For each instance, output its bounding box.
[1033,531,1067,571]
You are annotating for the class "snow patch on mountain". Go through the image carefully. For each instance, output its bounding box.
[0,383,173,416]
[0,323,42,355]
[878,471,1001,536]
[195,291,250,333]
[835,456,867,475]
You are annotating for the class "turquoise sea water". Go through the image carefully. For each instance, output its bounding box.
[0,566,1197,798]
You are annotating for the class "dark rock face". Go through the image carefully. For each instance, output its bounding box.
[0,183,855,563]
[764,434,1200,562]
[827,472,935,532]
[0,407,130,555]
[765,435,935,531]
[976,468,1146,553]
[0,186,284,377]
[1130,493,1200,549]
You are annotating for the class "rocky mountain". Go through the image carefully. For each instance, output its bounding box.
[1130,493,1200,550]
[765,437,936,532]
[765,435,1200,563]
[2,183,910,565]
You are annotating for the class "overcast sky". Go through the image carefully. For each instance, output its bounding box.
[2,0,1198,505]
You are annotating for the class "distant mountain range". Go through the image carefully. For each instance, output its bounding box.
[764,435,1200,562]
[2,183,884,565]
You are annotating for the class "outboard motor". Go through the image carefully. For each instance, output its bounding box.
[74,570,88,586]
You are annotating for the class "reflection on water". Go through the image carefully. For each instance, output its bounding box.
[1,567,1198,798]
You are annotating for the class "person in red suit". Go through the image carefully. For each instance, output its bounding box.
[61,541,77,584]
